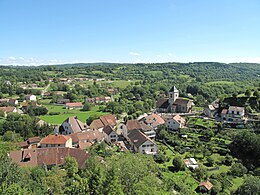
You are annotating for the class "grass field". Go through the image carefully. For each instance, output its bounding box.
[188,117,216,129]
[40,100,109,124]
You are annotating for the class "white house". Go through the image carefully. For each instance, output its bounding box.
[127,130,158,155]
[221,106,245,122]
[25,95,37,101]
[165,114,186,131]
[103,125,118,144]
[61,116,88,135]
[184,158,199,170]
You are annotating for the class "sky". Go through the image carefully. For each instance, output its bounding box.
[0,0,260,65]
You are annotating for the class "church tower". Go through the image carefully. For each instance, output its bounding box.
[168,86,179,105]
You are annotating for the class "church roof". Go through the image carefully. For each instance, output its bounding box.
[169,86,178,92]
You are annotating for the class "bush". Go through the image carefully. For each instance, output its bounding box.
[153,154,169,164]
[230,163,247,177]
[49,112,60,115]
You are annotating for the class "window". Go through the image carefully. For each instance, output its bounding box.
[232,111,234,114]
[237,111,239,114]
[142,145,146,147]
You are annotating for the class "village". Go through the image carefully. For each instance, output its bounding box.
[1,76,258,193]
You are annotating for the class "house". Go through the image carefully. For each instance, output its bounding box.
[183,158,199,170]
[61,116,88,135]
[40,134,72,148]
[0,98,18,106]
[203,99,220,117]
[127,130,158,155]
[68,130,104,149]
[25,94,37,101]
[65,102,83,109]
[196,181,213,193]
[100,114,117,127]
[156,86,194,113]
[103,125,118,144]
[35,118,49,128]
[139,121,156,139]
[138,113,165,139]
[121,119,142,138]
[107,88,118,95]
[27,137,41,148]
[139,113,165,129]
[165,114,186,131]
[56,98,70,104]
[89,114,117,132]
[86,96,112,104]
[221,106,245,122]
[9,147,90,169]
[20,101,38,110]
[0,106,18,117]
[18,137,41,149]
[89,119,105,132]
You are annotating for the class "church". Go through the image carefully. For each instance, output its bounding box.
[156,86,194,113]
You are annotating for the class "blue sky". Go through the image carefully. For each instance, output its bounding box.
[0,0,260,65]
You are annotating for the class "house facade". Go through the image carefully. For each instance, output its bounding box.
[61,116,88,135]
[221,106,245,122]
[103,125,118,144]
[165,114,186,131]
[25,95,37,101]
[127,130,158,155]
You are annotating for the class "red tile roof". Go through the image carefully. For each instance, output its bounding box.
[100,114,116,126]
[40,134,71,145]
[0,106,16,113]
[126,120,142,131]
[65,102,83,107]
[27,137,41,144]
[90,119,105,130]
[9,147,89,169]
[199,181,213,191]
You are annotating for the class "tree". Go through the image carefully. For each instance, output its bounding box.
[235,176,260,195]
[245,89,251,97]
[64,156,78,178]
[172,156,185,172]
[230,163,247,177]
[82,102,92,111]
[0,110,5,117]
[2,131,22,142]
[103,168,124,195]
[223,154,233,166]
[206,156,214,166]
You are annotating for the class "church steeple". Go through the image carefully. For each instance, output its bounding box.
[168,86,179,105]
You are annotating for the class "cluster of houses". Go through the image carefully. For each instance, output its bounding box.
[86,96,112,104]
[0,95,39,116]
[203,99,246,125]
[10,111,186,168]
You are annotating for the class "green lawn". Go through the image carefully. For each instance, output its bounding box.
[188,117,216,129]
[39,100,109,124]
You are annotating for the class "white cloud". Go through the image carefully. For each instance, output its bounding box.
[19,57,25,60]
[156,55,162,58]
[168,53,173,56]
[129,51,140,56]
[8,56,16,61]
